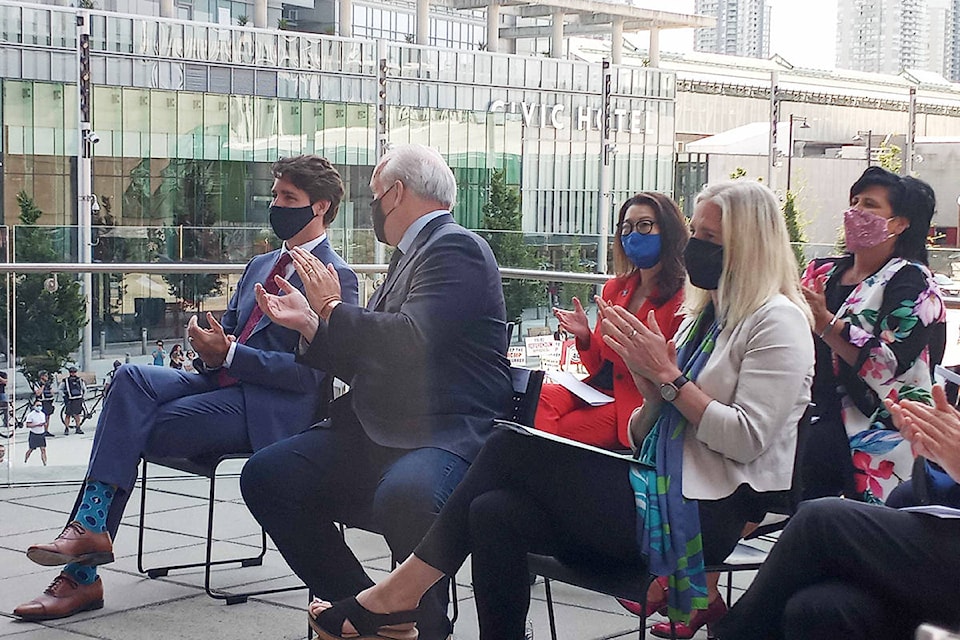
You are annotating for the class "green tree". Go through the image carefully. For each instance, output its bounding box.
[479,169,544,329]
[6,192,86,383]
[555,240,595,309]
[782,190,807,269]
[162,161,224,311]
[876,143,903,174]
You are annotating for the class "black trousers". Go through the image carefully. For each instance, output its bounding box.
[240,399,470,640]
[713,498,960,640]
[413,429,780,640]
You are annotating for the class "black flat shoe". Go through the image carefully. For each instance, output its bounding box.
[308,596,418,640]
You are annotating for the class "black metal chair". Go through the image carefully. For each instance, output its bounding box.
[135,451,301,605]
[136,380,334,604]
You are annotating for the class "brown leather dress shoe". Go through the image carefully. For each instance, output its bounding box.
[26,521,114,567]
[14,572,104,621]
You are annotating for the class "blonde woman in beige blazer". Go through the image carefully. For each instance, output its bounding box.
[602,179,815,637]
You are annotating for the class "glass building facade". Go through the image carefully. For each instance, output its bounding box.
[0,3,675,245]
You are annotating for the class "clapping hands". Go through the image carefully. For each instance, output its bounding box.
[885,385,960,484]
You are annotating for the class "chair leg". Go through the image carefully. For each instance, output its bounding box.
[307,589,314,639]
[138,458,304,602]
[450,579,459,626]
[136,459,150,574]
[544,577,558,640]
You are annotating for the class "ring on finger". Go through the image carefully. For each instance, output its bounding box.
[629,328,637,338]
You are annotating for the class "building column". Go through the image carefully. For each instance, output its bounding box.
[253,0,267,28]
[159,0,175,18]
[417,0,430,45]
[550,8,564,58]
[339,0,353,37]
[486,0,500,53]
[648,26,660,67]
[611,16,624,65]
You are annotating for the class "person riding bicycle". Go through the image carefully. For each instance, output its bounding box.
[102,361,122,398]
[59,367,86,436]
[34,372,57,437]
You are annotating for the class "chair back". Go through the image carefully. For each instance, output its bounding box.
[507,367,545,427]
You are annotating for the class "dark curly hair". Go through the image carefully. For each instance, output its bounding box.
[850,166,936,265]
[611,192,689,305]
[272,155,344,226]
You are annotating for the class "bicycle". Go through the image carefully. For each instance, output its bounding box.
[60,384,106,429]
[0,400,15,439]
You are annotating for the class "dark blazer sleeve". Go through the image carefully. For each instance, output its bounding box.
[302,232,490,376]
[229,255,359,391]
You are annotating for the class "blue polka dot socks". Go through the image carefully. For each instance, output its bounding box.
[64,562,98,585]
[76,480,115,534]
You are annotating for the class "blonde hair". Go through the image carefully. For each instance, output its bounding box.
[686,180,812,328]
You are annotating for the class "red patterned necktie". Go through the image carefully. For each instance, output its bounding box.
[218,252,293,387]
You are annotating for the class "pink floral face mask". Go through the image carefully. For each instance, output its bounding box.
[843,208,895,252]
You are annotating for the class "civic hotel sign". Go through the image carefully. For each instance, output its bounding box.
[488,100,650,133]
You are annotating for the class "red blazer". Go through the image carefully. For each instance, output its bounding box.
[577,274,684,448]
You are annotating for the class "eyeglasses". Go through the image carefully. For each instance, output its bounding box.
[618,219,657,236]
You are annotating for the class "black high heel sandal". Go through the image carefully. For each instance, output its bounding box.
[308,596,419,640]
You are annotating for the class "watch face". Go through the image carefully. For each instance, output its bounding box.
[660,383,678,402]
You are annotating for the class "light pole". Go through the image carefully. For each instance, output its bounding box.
[786,114,808,193]
[854,129,873,168]
[77,10,94,372]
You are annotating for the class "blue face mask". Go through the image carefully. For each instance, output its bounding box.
[621,231,662,269]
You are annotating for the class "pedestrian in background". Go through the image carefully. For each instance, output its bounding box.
[59,367,86,436]
[168,344,185,370]
[24,401,48,466]
[34,372,57,437]
[151,340,166,366]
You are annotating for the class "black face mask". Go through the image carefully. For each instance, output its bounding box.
[269,204,316,241]
[684,236,724,290]
[371,183,398,244]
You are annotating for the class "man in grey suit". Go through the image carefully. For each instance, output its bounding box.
[243,144,513,640]
[14,155,358,622]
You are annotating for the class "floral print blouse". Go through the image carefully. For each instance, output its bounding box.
[803,255,946,503]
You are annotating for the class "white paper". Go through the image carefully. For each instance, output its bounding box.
[546,370,614,406]
[899,505,960,519]
[494,420,651,467]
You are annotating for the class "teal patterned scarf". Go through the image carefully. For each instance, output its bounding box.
[630,308,720,623]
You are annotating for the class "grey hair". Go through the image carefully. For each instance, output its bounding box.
[374,144,457,209]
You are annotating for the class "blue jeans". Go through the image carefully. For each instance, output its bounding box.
[241,399,470,640]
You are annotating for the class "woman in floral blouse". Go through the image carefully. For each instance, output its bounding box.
[800,166,945,503]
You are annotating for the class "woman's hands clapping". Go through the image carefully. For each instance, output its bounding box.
[552,297,591,343]
[885,385,960,484]
[598,297,681,400]
[800,262,833,335]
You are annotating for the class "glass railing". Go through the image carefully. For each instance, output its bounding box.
[0,260,606,486]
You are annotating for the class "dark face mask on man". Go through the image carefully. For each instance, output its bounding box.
[371,183,399,244]
[683,236,724,290]
[269,203,317,241]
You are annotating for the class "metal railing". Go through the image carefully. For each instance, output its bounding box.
[0,262,605,485]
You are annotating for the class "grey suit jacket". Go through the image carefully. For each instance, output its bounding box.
[301,213,513,463]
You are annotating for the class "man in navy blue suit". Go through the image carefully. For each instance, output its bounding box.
[14,155,359,622]
[245,144,513,640]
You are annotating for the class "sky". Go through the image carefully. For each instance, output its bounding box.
[641,0,840,71]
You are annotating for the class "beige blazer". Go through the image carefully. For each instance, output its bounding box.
[630,294,815,501]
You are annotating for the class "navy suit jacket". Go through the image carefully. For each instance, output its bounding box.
[301,214,512,463]
[200,238,359,451]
